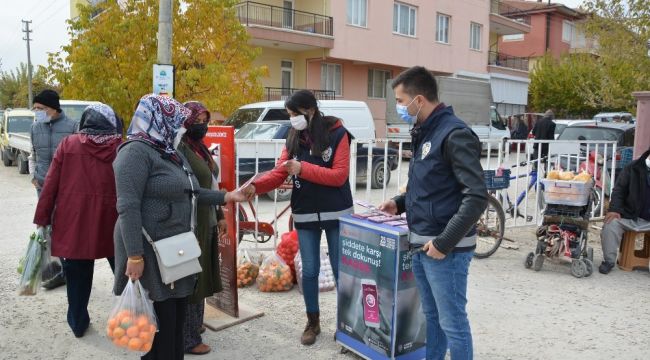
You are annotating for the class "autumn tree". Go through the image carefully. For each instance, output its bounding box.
[47,0,267,125]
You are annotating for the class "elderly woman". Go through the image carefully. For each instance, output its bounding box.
[177,101,224,355]
[113,94,247,360]
[33,103,123,338]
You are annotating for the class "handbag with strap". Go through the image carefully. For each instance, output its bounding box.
[142,165,202,289]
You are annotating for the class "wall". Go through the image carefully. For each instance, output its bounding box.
[327,0,490,75]
[498,13,546,58]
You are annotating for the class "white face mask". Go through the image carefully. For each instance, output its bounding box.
[173,127,187,149]
[290,115,308,130]
[34,110,51,123]
[646,158,650,169]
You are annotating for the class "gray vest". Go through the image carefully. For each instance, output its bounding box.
[30,112,77,183]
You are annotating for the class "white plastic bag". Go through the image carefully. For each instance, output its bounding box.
[106,280,158,353]
[294,250,336,294]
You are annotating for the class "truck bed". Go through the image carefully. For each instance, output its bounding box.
[8,133,32,153]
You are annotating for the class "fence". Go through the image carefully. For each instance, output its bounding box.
[263,87,336,101]
[233,137,620,250]
[235,1,333,36]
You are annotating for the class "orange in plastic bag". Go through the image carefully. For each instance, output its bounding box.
[107,280,157,353]
[237,250,259,288]
[257,253,293,292]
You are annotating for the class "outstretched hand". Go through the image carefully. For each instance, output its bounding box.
[378,200,398,215]
[225,190,249,203]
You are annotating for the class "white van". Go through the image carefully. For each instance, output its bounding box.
[59,100,102,123]
[224,100,376,140]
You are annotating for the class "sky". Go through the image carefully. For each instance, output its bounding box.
[0,0,587,74]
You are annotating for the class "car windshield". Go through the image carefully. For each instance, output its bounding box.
[7,116,34,133]
[554,124,567,135]
[224,108,264,128]
[61,105,91,123]
[558,127,623,144]
[235,123,282,140]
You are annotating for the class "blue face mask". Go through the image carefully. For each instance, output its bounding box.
[395,96,421,124]
[34,110,51,123]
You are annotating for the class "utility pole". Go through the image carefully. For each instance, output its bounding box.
[22,20,33,107]
[157,0,172,64]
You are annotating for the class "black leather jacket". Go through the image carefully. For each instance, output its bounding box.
[394,128,488,254]
[609,149,650,220]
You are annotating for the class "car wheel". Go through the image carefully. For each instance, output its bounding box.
[18,158,28,174]
[2,149,12,167]
[371,160,391,189]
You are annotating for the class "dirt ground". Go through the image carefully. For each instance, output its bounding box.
[1,163,649,360]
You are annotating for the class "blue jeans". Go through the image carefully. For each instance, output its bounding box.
[411,251,474,360]
[297,225,340,313]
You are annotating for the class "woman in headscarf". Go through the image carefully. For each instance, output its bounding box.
[177,101,224,355]
[112,94,248,360]
[34,103,123,338]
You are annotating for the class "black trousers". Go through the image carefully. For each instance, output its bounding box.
[61,257,115,337]
[142,297,188,360]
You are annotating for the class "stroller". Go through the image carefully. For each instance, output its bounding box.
[525,180,595,278]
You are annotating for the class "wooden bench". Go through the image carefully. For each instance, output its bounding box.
[618,230,650,271]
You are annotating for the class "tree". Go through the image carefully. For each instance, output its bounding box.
[529,54,602,118]
[47,0,267,124]
[581,0,650,111]
[0,63,60,109]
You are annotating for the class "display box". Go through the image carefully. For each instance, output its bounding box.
[542,179,593,206]
[337,215,425,360]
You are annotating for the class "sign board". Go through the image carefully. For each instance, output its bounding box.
[204,126,238,317]
[153,64,175,97]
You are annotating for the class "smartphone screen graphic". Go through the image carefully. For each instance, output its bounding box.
[361,280,380,328]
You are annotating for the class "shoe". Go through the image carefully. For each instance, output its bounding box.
[187,343,211,355]
[598,261,615,274]
[300,312,321,346]
[42,272,66,290]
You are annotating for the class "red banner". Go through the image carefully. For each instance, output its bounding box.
[204,126,238,318]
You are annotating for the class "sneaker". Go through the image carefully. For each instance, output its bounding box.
[598,261,615,274]
[42,271,66,290]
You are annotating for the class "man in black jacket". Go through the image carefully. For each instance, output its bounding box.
[380,66,487,360]
[599,148,650,274]
[531,109,555,159]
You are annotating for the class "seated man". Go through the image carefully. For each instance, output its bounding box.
[599,147,650,274]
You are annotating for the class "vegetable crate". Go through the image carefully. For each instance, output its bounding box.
[541,179,593,207]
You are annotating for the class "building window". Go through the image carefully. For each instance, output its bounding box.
[393,2,416,37]
[562,20,574,43]
[436,13,450,44]
[321,63,342,96]
[347,0,367,27]
[470,22,482,50]
[368,69,391,98]
[503,33,524,42]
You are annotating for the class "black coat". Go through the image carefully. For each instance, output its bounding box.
[532,116,556,158]
[608,149,650,220]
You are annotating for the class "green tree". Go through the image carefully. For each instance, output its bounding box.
[47,0,267,125]
[0,63,60,109]
[529,54,602,118]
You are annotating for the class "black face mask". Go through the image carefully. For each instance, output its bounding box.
[187,123,208,141]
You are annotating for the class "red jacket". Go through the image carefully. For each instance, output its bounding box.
[34,134,121,259]
[254,120,351,194]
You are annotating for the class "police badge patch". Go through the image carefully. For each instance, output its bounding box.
[322,146,333,162]
[421,141,431,159]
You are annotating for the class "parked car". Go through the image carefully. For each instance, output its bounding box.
[556,122,635,171]
[0,108,35,173]
[236,121,398,201]
[593,112,634,123]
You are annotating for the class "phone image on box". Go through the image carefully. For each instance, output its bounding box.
[361,279,380,328]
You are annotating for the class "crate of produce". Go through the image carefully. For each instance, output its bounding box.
[541,179,593,206]
[484,169,511,190]
[618,148,634,168]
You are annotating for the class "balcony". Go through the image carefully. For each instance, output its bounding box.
[488,51,529,72]
[490,0,531,35]
[264,87,335,101]
[236,1,334,51]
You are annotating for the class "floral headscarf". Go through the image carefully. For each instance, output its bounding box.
[78,103,122,144]
[127,94,191,157]
[183,101,211,128]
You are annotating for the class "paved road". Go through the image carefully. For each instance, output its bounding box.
[0,162,649,359]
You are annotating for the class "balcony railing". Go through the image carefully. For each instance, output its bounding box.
[488,51,529,71]
[264,87,336,101]
[490,0,531,25]
[236,1,333,37]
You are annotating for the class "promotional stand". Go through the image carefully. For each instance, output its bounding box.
[337,215,426,360]
[203,126,264,330]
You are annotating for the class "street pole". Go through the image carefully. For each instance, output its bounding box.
[22,20,33,108]
[157,0,172,64]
